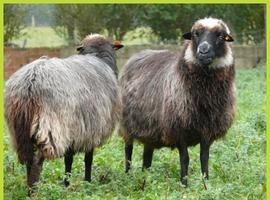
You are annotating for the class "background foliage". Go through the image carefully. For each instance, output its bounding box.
[140,4,265,43]
[4,5,27,44]
[4,4,265,45]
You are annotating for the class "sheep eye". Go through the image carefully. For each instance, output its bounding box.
[216,32,223,39]
[193,31,200,37]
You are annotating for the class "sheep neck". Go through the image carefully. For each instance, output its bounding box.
[94,50,118,77]
[81,50,118,77]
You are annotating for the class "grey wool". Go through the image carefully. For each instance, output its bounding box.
[4,33,123,193]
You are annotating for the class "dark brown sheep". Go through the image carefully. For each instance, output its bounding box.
[119,17,236,186]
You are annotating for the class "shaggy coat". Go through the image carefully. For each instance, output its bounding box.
[120,18,236,185]
[4,34,123,193]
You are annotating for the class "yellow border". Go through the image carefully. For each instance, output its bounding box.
[267,2,270,200]
[1,2,268,200]
[0,2,3,200]
[1,0,269,4]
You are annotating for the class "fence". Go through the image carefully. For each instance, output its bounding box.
[4,44,266,80]
[4,48,60,79]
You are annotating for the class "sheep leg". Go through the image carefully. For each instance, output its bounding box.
[142,145,154,170]
[26,152,44,196]
[125,142,133,173]
[178,144,189,187]
[200,137,210,179]
[26,162,33,196]
[64,148,74,187]
[84,149,94,182]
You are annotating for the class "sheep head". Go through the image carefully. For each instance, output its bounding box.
[183,17,234,68]
[77,33,124,54]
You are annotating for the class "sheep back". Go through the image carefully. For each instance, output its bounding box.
[5,55,121,161]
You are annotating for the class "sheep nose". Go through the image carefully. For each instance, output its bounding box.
[198,42,210,54]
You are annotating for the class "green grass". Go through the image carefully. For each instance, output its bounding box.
[4,66,266,200]
[11,27,67,48]
[11,26,159,48]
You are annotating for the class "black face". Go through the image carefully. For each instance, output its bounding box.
[183,28,233,66]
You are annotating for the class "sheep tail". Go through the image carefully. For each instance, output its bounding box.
[30,113,57,160]
[5,98,38,164]
[5,98,57,164]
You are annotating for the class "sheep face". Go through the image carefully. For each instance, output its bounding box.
[183,18,233,67]
[77,34,124,55]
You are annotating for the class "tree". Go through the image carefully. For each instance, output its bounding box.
[139,5,183,43]
[101,5,142,40]
[140,4,265,44]
[24,5,55,26]
[53,5,78,44]
[52,4,265,44]
[52,4,142,44]
[4,4,27,44]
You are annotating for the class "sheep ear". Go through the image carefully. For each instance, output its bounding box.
[77,46,83,52]
[183,32,192,40]
[113,40,124,50]
[224,34,234,42]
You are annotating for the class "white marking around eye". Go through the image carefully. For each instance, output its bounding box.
[184,18,233,68]
[195,17,231,34]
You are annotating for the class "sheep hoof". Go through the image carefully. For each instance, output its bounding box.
[201,172,209,180]
[63,179,70,187]
[125,164,131,173]
[142,166,151,172]
[180,179,188,188]
[84,177,91,182]
[27,187,34,197]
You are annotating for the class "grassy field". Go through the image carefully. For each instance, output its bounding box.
[4,66,266,200]
[11,27,67,48]
[11,26,160,48]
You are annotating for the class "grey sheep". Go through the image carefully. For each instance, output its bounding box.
[4,34,123,194]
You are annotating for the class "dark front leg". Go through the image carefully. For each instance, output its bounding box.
[26,162,33,196]
[142,145,154,170]
[125,142,133,173]
[27,152,44,196]
[26,162,32,178]
[178,144,189,187]
[64,148,74,186]
[85,149,94,182]
[200,137,210,179]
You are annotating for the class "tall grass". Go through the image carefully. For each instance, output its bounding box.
[4,66,266,200]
